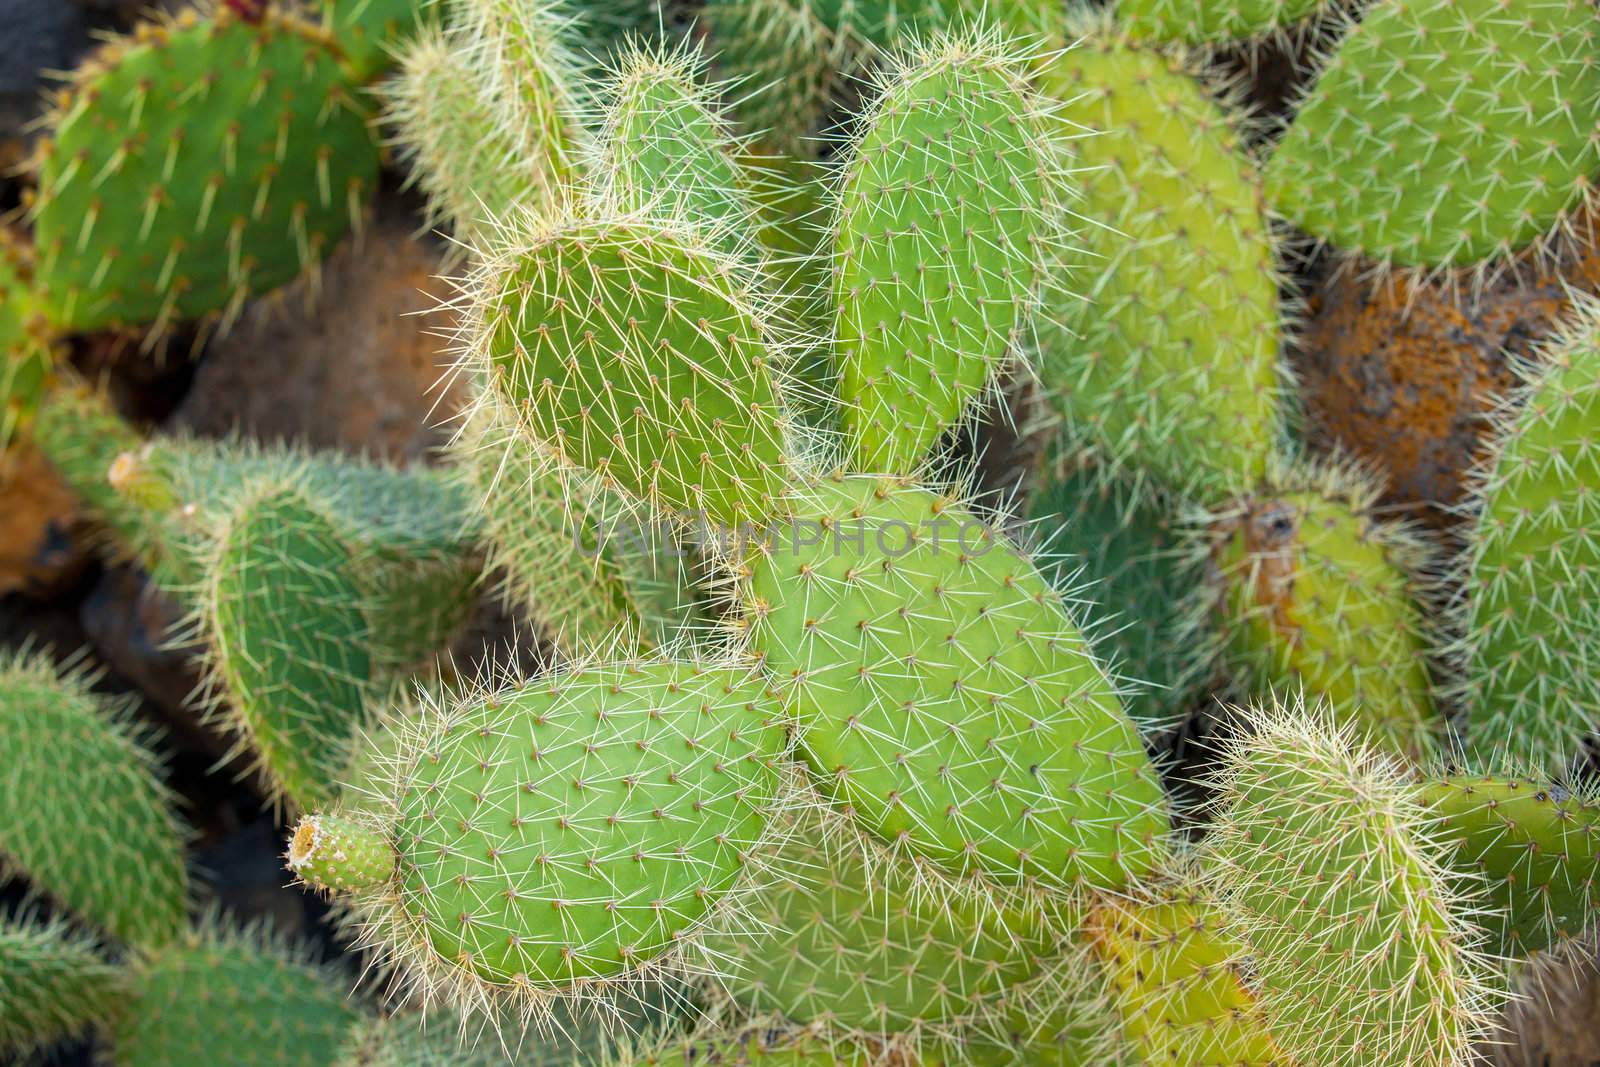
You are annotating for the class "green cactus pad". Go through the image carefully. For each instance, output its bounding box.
[30,382,151,561]
[1202,461,1438,760]
[1117,0,1332,45]
[207,485,374,812]
[111,915,363,1067]
[32,8,382,333]
[710,806,1065,1043]
[1029,459,1209,734]
[1458,304,1600,771]
[384,25,553,244]
[596,46,758,258]
[1085,887,1290,1066]
[455,396,698,655]
[0,914,121,1059]
[638,1027,876,1067]
[453,0,588,212]
[374,662,787,989]
[702,0,843,157]
[474,217,796,526]
[833,33,1053,474]
[1036,31,1283,505]
[319,0,428,81]
[1264,0,1600,269]
[1208,700,1495,1066]
[1421,773,1600,957]
[0,650,189,945]
[743,474,1169,889]
[112,435,482,671]
[0,232,54,455]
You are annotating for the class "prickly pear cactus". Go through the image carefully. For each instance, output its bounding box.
[1199,458,1438,759]
[1265,0,1600,270]
[0,231,54,454]
[204,482,374,812]
[1117,0,1333,45]
[1084,882,1291,1066]
[833,31,1054,474]
[1207,698,1496,1066]
[702,0,844,157]
[707,804,1068,1049]
[109,913,364,1067]
[1420,771,1600,957]
[0,913,121,1059]
[1455,299,1600,771]
[1036,25,1285,504]
[318,0,429,81]
[28,382,151,560]
[30,7,382,333]
[294,660,790,1011]
[469,216,797,525]
[744,474,1170,889]
[0,650,190,946]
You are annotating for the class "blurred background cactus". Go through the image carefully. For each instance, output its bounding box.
[2,0,1600,1064]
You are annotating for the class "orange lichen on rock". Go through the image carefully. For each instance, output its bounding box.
[1295,240,1600,527]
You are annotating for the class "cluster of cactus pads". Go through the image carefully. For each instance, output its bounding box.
[3,0,1600,1063]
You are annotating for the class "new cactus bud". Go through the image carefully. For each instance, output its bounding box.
[1035,25,1286,505]
[1206,697,1499,1066]
[1196,457,1439,761]
[742,473,1170,890]
[0,649,190,946]
[1420,770,1600,958]
[467,214,798,527]
[110,912,365,1067]
[30,7,382,334]
[0,913,121,1059]
[833,30,1057,474]
[1264,0,1600,271]
[288,813,396,893]
[1454,297,1600,772]
[306,660,789,1020]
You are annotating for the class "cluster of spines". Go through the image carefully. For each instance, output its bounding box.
[0,912,121,1060]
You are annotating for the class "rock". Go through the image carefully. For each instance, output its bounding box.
[1294,239,1600,528]
[173,195,466,463]
[0,443,90,598]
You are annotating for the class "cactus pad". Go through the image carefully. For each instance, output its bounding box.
[206,484,374,812]
[31,8,381,333]
[0,232,54,455]
[1264,0,1600,269]
[0,913,121,1059]
[833,33,1054,474]
[1202,461,1438,760]
[111,915,363,1067]
[1208,699,1495,1066]
[1457,303,1600,770]
[1421,772,1600,957]
[318,0,428,81]
[1085,887,1290,1066]
[1117,0,1332,45]
[0,650,189,945]
[710,806,1063,1045]
[1037,31,1283,504]
[366,662,788,992]
[472,217,796,526]
[743,474,1169,889]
